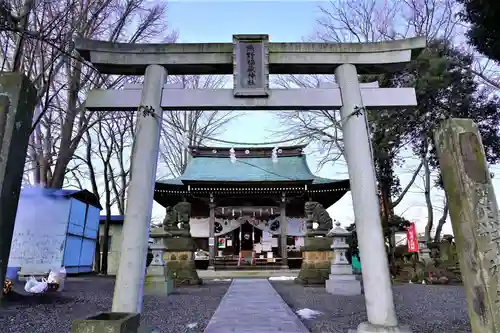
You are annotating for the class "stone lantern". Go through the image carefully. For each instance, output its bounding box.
[144,228,173,295]
[418,235,431,263]
[326,222,361,295]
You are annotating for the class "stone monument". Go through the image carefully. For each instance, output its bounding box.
[296,201,334,284]
[435,118,500,333]
[163,201,201,286]
[326,222,362,295]
[0,73,37,293]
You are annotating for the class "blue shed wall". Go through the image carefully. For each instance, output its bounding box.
[63,198,100,274]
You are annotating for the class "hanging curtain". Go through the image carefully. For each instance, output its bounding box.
[189,218,244,237]
[245,217,307,236]
[190,217,307,237]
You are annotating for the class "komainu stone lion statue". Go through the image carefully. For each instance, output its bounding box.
[304,201,333,234]
[162,201,192,236]
[173,201,191,233]
[162,206,176,231]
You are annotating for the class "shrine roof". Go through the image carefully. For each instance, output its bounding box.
[156,145,347,185]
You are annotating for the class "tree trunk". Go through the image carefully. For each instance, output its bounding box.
[391,161,423,208]
[94,230,101,273]
[379,177,395,263]
[433,199,449,242]
[423,157,434,243]
[100,209,111,275]
[12,0,34,72]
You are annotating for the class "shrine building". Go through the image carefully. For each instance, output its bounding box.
[154,145,350,269]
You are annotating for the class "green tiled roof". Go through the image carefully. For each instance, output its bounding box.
[184,156,314,182]
[159,177,184,185]
[158,155,345,184]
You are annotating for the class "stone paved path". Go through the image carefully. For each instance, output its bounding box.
[203,279,310,333]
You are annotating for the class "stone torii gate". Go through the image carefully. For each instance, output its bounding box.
[76,34,425,333]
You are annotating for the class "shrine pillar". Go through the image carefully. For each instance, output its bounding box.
[280,193,288,268]
[208,194,216,270]
[335,64,406,332]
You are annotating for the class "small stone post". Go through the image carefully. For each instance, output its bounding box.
[144,229,173,295]
[0,73,37,294]
[326,222,361,295]
[434,118,500,333]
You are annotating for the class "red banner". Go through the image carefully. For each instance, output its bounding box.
[406,222,419,253]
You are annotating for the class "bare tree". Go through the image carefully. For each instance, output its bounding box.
[314,0,464,238]
[159,75,239,177]
[274,76,422,210]
[73,110,135,274]
[273,74,345,171]
[107,112,135,215]
[276,0,475,236]
[314,0,499,90]
[1,0,175,274]
[0,0,176,189]
[94,115,116,274]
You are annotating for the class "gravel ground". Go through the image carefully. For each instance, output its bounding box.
[271,281,471,333]
[0,277,229,333]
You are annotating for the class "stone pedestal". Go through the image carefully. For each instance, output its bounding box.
[144,230,173,295]
[326,268,362,295]
[72,313,141,333]
[350,322,412,333]
[326,222,361,295]
[296,237,333,285]
[164,236,201,286]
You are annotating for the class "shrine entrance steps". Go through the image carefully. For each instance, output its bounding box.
[203,279,309,333]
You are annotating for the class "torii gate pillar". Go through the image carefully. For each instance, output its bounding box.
[111,65,167,313]
[337,64,408,333]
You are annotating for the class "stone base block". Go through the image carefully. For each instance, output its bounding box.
[164,251,202,286]
[144,275,173,295]
[72,312,140,333]
[296,250,334,285]
[303,236,333,251]
[330,264,354,275]
[165,237,196,251]
[348,322,412,333]
[147,265,166,276]
[326,274,362,296]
